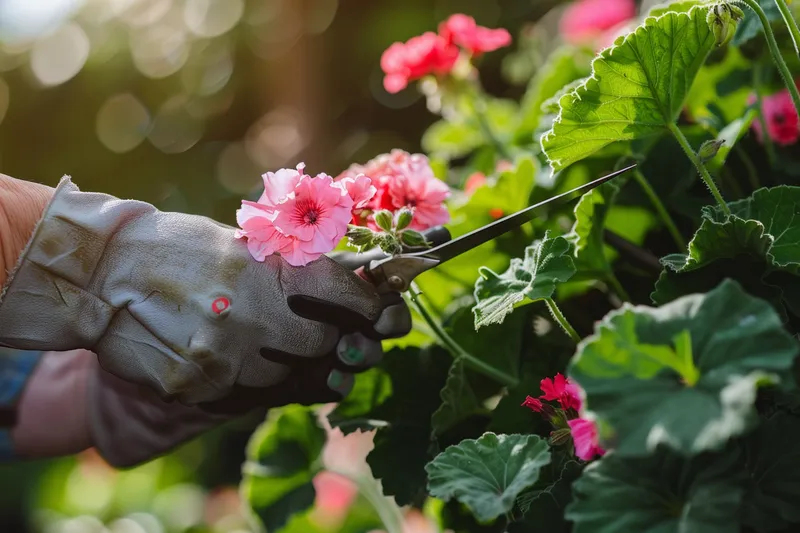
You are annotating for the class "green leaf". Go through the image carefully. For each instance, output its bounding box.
[426,433,552,522]
[327,367,392,434]
[706,108,758,173]
[647,0,703,17]
[515,47,591,143]
[570,176,627,274]
[652,186,800,316]
[570,279,798,457]
[432,309,524,439]
[508,457,583,533]
[423,119,484,160]
[327,346,451,506]
[473,233,577,329]
[567,446,747,533]
[742,412,800,532]
[241,406,326,532]
[540,5,716,172]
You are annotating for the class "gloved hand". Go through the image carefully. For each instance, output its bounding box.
[0,177,412,411]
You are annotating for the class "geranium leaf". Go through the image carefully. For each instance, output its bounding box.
[742,412,800,532]
[327,367,392,434]
[570,177,626,274]
[540,5,715,172]
[570,279,798,457]
[566,446,747,533]
[647,0,703,17]
[423,119,484,160]
[241,406,326,532]
[426,433,552,522]
[328,346,451,506]
[652,186,800,316]
[508,457,583,533]
[473,233,577,329]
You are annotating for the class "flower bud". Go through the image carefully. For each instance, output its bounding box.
[376,233,403,255]
[373,210,394,232]
[707,3,742,47]
[698,139,725,162]
[395,208,414,231]
[549,427,573,447]
[400,229,430,248]
[346,225,376,248]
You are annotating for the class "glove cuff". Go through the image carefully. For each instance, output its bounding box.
[0,177,152,351]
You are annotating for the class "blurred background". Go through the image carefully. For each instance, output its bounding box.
[0,1,570,532]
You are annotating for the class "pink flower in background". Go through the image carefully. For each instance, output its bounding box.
[560,0,636,45]
[464,172,487,195]
[568,417,606,461]
[337,150,450,230]
[439,14,512,55]
[235,163,354,266]
[313,471,359,526]
[340,174,377,210]
[748,88,800,146]
[381,33,459,93]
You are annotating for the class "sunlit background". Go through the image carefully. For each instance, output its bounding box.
[0,0,621,531]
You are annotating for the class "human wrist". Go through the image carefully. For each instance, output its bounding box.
[0,174,54,287]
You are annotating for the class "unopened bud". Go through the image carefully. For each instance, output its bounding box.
[373,210,394,232]
[395,208,414,231]
[346,225,375,248]
[707,3,742,47]
[376,233,403,256]
[549,427,573,447]
[400,229,430,248]
[698,139,725,162]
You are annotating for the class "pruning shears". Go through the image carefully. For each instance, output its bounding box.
[353,164,637,294]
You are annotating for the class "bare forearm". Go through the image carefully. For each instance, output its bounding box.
[0,174,53,287]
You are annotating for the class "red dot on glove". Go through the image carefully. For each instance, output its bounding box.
[212,297,230,314]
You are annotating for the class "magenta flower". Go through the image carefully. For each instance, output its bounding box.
[540,373,582,411]
[568,417,606,461]
[439,14,512,56]
[521,395,543,412]
[559,0,636,45]
[235,163,354,267]
[337,150,450,231]
[749,87,800,146]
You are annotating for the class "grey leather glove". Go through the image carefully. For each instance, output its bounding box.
[0,177,411,409]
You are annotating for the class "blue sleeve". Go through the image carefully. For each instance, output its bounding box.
[0,347,43,460]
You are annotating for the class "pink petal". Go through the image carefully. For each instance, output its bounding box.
[261,166,304,206]
[568,417,606,461]
[560,0,636,45]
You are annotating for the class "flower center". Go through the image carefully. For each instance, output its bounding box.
[294,199,325,226]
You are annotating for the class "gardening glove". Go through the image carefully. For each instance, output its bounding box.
[0,176,412,409]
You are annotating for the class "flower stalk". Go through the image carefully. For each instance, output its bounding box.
[631,169,686,250]
[406,283,519,387]
[740,0,800,121]
[667,122,731,216]
[773,0,800,56]
[544,298,581,343]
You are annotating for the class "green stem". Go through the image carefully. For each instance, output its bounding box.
[754,62,778,166]
[605,272,632,304]
[667,122,731,216]
[469,86,514,160]
[774,0,800,56]
[328,469,404,533]
[406,284,518,387]
[631,169,686,249]
[741,0,800,121]
[544,298,581,343]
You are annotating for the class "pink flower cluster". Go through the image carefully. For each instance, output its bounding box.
[235,151,450,266]
[336,150,450,231]
[748,86,800,146]
[235,163,375,267]
[381,13,511,93]
[560,0,636,49]
[522,373,605,461]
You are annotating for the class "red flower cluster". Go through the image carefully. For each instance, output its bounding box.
[336,149,450,231]
[380,14,511,93]
[522,373,605,461]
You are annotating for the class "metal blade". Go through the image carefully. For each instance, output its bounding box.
[409,163,636,265]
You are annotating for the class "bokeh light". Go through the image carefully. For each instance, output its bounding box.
[244,108,306,168]
[96,93,151,153]
[0,77,9,125]
[216,142,263,194]
[147,95,203,153]
[130,23,190,79]
[183,0,244,38]
[29,22,90,86]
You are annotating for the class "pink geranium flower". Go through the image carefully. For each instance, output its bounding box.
[568,417,606,461]
[336,150,450,231]
[439,14,511,55]
[464,172,487,195]
[560,0,636,45]
[521,395,543,412]
[540,373,582,411]
[381,32,459,93]
[235,163,354,267]
[748,87,800,146]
